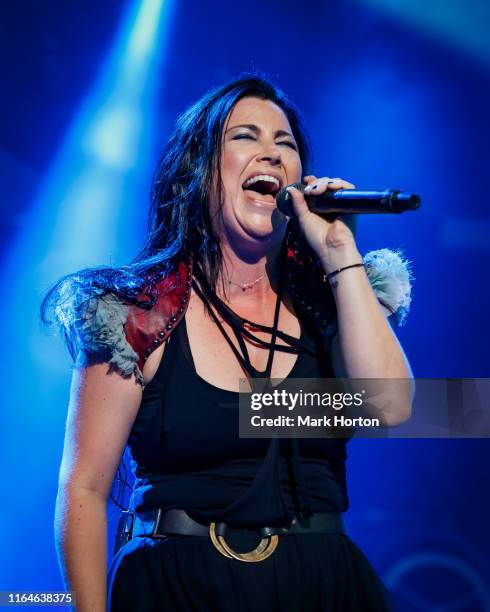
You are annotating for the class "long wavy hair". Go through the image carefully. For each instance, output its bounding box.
[42,73,312,324]
[41,72,313,509]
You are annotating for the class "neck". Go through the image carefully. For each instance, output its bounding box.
[218,240,283,302]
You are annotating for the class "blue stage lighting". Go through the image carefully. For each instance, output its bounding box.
[0,0,173,590]
[356,0,490,68]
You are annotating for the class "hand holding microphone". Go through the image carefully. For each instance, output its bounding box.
[276,177,421,217]
[278,176,420,275]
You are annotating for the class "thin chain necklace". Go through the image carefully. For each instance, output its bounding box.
[227,273,266,292]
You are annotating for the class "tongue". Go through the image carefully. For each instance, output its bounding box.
[243,188,275,202]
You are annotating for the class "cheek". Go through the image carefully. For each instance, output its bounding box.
[289,156,302,182]
[219,153,247,208]
[221,150,247,185]
[208,168,240,228]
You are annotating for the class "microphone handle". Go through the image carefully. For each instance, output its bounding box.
[276,183,421,216]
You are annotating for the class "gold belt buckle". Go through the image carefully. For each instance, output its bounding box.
[209,522,278,563]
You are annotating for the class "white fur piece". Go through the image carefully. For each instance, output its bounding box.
[54,281,145,386]
[364,248,413,326]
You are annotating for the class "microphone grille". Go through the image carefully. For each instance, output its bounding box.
[275,182,305,216]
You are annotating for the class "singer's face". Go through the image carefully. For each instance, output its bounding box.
[211,97,302,247]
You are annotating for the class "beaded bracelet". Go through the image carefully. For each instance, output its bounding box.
[325,262,365,282]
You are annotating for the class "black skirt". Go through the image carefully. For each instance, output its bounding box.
[108,531,392,611]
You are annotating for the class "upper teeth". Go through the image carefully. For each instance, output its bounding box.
[243,174,280,189]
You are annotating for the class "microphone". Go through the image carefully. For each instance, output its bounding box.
[276,183,421,217]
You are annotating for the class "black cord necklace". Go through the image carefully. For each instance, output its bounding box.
[191,248,315,382]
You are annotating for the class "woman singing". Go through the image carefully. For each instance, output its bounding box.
[44,74,413,611]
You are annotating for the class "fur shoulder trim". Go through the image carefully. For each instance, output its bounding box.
[364,248,413,326]
[55,283,144,386]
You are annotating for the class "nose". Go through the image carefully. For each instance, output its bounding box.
[256,141,282,166]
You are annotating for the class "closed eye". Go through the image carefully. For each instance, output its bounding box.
[278,141,298,150]
[233,134,256,141]
[233,134,298,151]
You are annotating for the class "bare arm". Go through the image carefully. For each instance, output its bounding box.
[55,364,143,611]
[287,177,414,426]
[329,263,412,379]
[328,260,414,425]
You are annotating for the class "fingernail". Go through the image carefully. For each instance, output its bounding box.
[304,185,312,193]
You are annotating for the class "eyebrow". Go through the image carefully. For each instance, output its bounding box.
[226,124,295,139]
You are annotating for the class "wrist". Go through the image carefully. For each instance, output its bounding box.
[319,244,363,275]
[325,262,365,284]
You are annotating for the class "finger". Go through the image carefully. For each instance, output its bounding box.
[303,175,318,184]
[304,177,332,195]
[326,178,356,190]
[287,186,311,222]
[304,177,356,196]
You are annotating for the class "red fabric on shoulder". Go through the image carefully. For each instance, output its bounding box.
[124,259,193,372]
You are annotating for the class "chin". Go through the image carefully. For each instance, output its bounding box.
[240,211,287,243]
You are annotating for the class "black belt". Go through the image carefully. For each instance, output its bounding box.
[116,508,346,563]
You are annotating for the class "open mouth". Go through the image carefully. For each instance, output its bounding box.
[242,174,281,202]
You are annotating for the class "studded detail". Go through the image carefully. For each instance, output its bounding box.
[123,257,193,376]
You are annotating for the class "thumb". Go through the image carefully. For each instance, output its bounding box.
[287,186,310,222]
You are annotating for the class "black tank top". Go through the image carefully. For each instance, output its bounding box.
[127,303,349,527]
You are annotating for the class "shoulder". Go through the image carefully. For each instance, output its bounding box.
[55,259,192,387]
[125,259,192,375]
